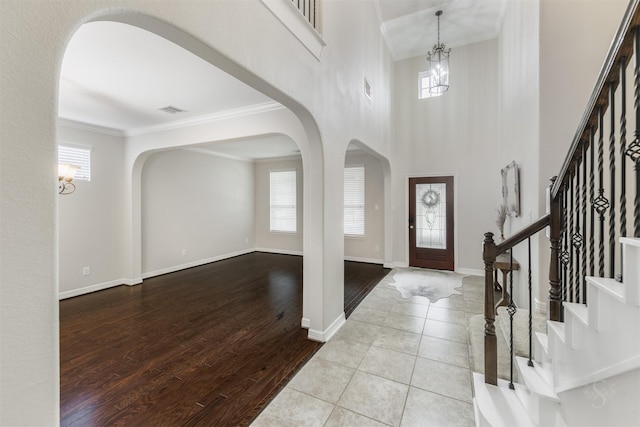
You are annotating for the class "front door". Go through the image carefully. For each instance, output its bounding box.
[409,176,454,270]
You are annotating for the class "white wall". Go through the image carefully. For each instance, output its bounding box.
[497,0,541,309]
[141,149,254,275]
[344,150,385,264]
[254,156,304,254]
[57,125,126,297]
[392,39,501,272]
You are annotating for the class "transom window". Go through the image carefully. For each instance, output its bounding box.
[418,71,444,100]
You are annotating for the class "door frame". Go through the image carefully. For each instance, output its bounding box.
[404,173,458,270]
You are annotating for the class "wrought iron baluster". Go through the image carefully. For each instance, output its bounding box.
[609,82,617,278]
[589,127,596,277]
[620,56,628,280]
[594,108,610,277]
[620,56,627,242]
[582,143,589,303]
[573,160,583,303]
[528,236,533,367]
[508,250,516,390]
[627,27,640,237]
[569,171,576,301]
[561,184,570,301]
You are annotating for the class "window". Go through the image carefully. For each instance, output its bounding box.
[418,71,444,100]
[344,165,365,236]
[270,170,297,232]
[58,144,91,181]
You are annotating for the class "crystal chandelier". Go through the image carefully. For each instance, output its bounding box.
[427,10,450,94]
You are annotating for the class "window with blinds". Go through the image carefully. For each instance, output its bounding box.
[344,165,365,236]
[270,170,297,233]
[58,144,91,181]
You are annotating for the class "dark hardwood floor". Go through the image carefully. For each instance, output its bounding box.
[60,252,390,426]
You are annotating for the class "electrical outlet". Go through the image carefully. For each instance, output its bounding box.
[181,249,187,256]
[82,266,90,276]
[245,237,249,244]
[374,245,380,252]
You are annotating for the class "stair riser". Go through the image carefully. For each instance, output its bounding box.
[621,238,640,306]
[553,330,640,391]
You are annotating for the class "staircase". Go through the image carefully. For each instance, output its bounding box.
[473,237,640,427]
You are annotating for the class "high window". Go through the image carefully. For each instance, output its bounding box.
[418,71,444,100]
[58,144,91,181]
[270,170,297,233]
[344,165,365,236]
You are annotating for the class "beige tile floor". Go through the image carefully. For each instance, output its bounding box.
[251,273,484,427]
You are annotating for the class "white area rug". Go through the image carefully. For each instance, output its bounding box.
[387,268,464,303]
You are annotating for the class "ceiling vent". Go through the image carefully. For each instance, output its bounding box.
[158,105,187,114]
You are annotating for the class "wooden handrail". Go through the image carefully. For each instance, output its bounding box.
[495,214,550,255]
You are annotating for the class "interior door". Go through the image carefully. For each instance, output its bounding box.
[409,176,454,270]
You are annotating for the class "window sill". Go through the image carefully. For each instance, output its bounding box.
[270,230,298,235]
[345,234,366,240]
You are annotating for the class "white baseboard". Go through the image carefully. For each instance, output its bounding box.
[254,247,303,256]
[59,278,126,300]
[344,256,384,264]
[383,262,395,269]
[301,317,310,329]
[394,261,409,268]
[308,312,346,342]
[142,248,255,279]
[123,277,143,286]
[458,268,484,276]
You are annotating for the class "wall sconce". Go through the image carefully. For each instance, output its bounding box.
[58,163,80,195]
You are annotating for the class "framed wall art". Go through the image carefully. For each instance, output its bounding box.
[501,160,520,217]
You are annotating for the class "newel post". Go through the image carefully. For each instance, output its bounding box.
[548,176,564,321]
[483,232,498,385]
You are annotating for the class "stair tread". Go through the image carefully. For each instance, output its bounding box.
[472,372,536,427]
[620,236,640,247]
[515,357,559,401]
[587,276,625,303]
[563,302,588,326]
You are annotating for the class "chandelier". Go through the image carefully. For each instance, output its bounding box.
[427,10,450,94]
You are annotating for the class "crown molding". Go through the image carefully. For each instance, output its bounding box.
[125,101,285,137]
[181,147,254,163]
[254,154,302,163]
[58,102,285,139]
[57,118,125,137]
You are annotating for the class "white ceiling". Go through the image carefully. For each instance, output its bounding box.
[58,1,506,158]
[376,0,507,61]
